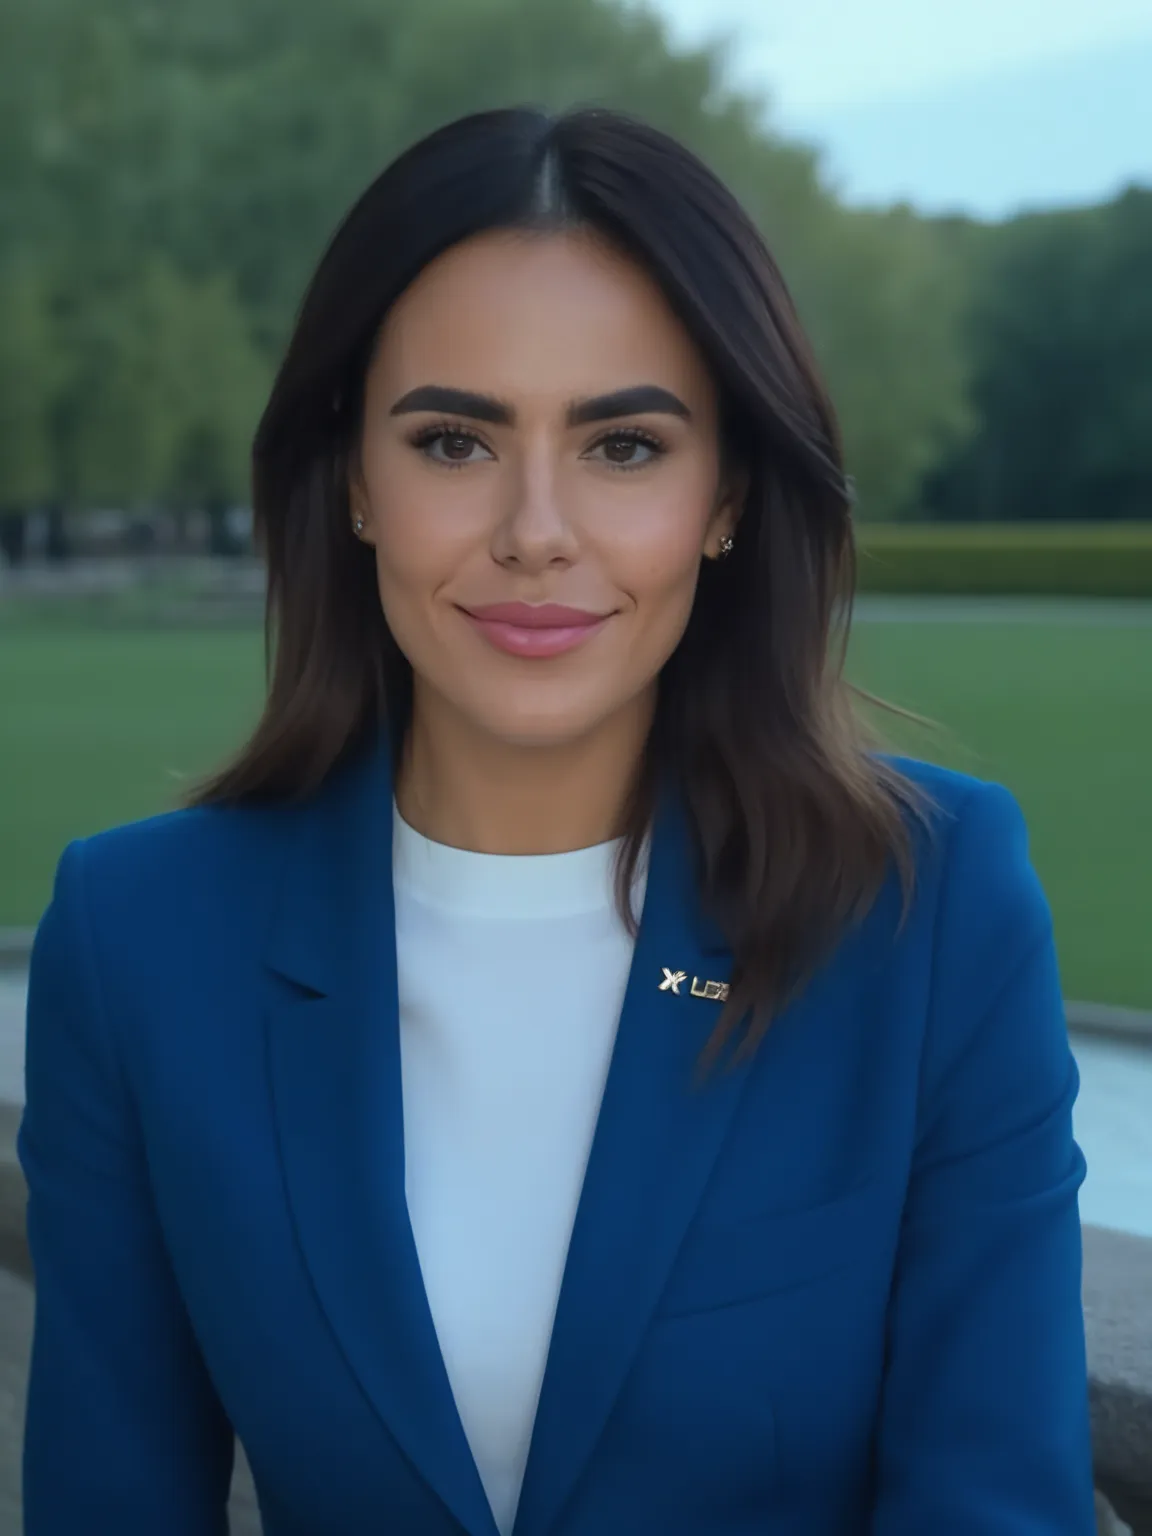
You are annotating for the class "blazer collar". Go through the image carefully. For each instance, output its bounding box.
[261,732,394,999]
[262,730,756,1536]
[262,728,728,994]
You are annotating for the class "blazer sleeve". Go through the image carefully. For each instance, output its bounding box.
[870,781,1097,1535]
[18,839,236,1535]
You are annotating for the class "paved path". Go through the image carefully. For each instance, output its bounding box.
[1071,1035,1152,1239]
[854,596,1152,626]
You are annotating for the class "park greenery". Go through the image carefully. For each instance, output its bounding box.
[0,0,1149,559]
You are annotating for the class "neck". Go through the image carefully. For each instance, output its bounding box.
[395,688,654,855]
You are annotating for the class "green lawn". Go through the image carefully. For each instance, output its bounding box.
[0,627,265,928]
[850,618,1151,1009]
[1,613,1148,1007]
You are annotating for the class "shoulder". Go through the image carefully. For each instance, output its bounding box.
[883,752,1040,876]
[65,798,284,904]
[880,751,1012,825]
[877,753,1054,993]
[870,762,1077,1198]
[39,798,296,983]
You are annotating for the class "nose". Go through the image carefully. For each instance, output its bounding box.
[489,442,579,572]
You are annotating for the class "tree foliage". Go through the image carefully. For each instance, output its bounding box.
[0,0,1144,544]
[925,188,1152,521]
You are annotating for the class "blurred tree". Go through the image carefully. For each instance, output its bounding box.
[57,261,267,538]
[160,273,271,554]
[925,187,1152,521]
[0,262,61,563]
[793,202,975,518]
[0,0,976,530]
[63,262,192,514]
[155,0,973,518]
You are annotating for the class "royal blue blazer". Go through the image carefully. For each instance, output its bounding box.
[19,738,1097,1535]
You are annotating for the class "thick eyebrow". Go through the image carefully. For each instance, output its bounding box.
[388,382,691,427]
[390,385,511,423]
[567,385,691,425]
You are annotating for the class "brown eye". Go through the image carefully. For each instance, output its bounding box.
[590,430,664,469]
[412,426,494,466]
[440,434,475,461]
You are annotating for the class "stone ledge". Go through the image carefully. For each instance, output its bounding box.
[0,1098,1149,1531]
[1069,1003,1152,1047]
[0,1107,28,1285]
[0,935,34,972]
[1085,1223,1152,1533]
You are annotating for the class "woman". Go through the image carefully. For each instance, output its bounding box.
[19,107,1096,1535]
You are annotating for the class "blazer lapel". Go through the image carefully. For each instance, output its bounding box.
[511,792,759,1536]
[262,735,500,1536]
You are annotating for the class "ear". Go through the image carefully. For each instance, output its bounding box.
[704,467,747,561]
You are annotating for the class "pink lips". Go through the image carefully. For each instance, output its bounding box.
[461,601,612,658]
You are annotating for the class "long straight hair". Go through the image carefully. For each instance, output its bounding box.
[190,107,932,1075]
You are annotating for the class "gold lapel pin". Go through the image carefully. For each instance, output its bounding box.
[691,977,729,1001]
[659,968,729,1002]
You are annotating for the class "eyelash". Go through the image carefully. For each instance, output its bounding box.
[594,426,667,470]
[407,420,668,471]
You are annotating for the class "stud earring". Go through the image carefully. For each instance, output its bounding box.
[718,533,734,557]
[353,517,365,535]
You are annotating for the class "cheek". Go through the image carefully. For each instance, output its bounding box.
[598,479,714,606]
[365,459,484,606]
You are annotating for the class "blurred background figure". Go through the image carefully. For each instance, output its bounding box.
[0,2,1148,1533]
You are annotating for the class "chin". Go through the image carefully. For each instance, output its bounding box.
[467,692,621,752]
[478,713,603,752]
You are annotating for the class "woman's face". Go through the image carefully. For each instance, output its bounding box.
[351,228,737,750]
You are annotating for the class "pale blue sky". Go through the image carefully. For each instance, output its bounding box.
[651,0,1152,216]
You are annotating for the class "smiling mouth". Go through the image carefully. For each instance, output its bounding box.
[459,602,613,659]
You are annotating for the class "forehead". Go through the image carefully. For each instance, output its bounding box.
[367,229,715,407]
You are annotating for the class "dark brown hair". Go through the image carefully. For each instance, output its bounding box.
[190,106,933,1074]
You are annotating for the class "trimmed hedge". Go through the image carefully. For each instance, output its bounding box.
[855,522,1152,598]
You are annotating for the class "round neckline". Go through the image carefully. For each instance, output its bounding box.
[392,803,624,919]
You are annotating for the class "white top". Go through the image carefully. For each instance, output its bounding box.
[393,806,643,1536]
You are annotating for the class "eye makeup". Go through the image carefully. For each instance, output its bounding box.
[406,419,670,471]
